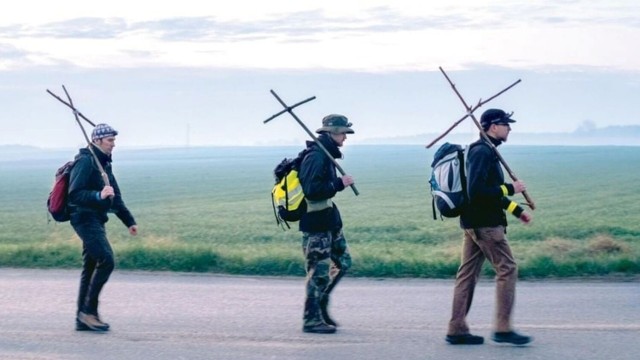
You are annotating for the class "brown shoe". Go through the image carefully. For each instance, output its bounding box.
[302,323,336,334]
[78,311,109,331]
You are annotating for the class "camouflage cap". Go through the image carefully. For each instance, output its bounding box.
[315,114,354,134]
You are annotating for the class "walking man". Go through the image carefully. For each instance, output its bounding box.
[446,109,533,345]
[68,123,138,331]
[298,114,355,334]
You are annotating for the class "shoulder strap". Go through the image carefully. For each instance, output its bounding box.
[460,146,469,204]
[294,147,313,168]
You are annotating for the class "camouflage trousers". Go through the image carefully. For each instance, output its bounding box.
[301,229,351,326]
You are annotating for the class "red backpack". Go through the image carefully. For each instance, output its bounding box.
[47,160,75,222]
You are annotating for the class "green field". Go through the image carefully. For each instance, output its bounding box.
[1,145,638,278]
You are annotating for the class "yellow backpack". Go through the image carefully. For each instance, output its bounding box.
[271,151,309,229]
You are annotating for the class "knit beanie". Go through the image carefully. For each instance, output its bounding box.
[91,123,119,141]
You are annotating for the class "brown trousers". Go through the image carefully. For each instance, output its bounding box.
[447,226,517,335]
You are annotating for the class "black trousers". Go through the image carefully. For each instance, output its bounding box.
[71,215,115,316]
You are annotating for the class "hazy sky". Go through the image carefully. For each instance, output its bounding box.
[1,0,639,148]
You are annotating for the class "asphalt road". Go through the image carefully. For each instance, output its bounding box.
[1,269,638,360]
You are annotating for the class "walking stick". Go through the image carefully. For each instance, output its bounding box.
[46,88,96,127]
[438,67,535,210]
[47,85,112,193]
[264,89,359,196]
[426,78,521,149]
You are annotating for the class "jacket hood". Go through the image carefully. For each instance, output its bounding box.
[484,134,503,147]
[77,145,112,165]
[306,133,343,159]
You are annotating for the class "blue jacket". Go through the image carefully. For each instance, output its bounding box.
[68,145,136,227]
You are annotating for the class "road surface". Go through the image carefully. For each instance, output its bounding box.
[1,269,638,359]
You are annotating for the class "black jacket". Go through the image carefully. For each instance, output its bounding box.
[68,145,136,227]
[460,136,523,229]
[298,134,346,232]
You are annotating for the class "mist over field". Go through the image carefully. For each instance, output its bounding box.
[2,124,639,154]
[357,125,640,146]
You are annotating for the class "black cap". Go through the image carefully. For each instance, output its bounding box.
[480,109,516,130]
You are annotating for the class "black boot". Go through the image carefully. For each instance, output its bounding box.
[77,311,109,332]
[319,294,338,327]
[76,311,110,331]
[302,297,336,334]
[320,266,345,327]
[303,322,337,334]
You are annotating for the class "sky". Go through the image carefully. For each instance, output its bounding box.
[1,0,639,148]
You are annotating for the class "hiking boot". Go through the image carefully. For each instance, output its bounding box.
[492,331,532,345]
[76,315,110,331]
[303,297,336,333]
[445,333,485,345]
[319,295,338,327]
[303,322,337,334]
[77,312,109,331]
[75,318,92,331]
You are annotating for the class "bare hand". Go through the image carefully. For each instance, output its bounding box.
[512,180,527,194]
[129,225,138,236]
[100,186,115,199]
[341,175,354,187]
[519,212,532,224]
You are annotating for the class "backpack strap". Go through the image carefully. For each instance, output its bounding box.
[430,179,437,220]
[433,190,456,209]
[295,147,313,168]
[459,147,468,207]
[432,196,437,220]
[271,191,290,230]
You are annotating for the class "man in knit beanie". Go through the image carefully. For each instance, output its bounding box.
[91,123,119,143]
[68,123,137,331]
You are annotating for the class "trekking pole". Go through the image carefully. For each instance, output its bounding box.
[46,89,96,127]
[426,78,521,149]
[264,89,359,196]
[50,85,112,194]
[438,67,535,210]
[264,96,317,123]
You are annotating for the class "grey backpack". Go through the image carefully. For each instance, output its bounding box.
[429,142,468,219]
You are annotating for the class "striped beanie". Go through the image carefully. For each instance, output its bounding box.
[91,123,119,142]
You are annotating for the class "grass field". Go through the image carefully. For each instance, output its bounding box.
[0,144,638,278]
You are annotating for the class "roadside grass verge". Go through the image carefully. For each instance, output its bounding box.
[2,233,637,278]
